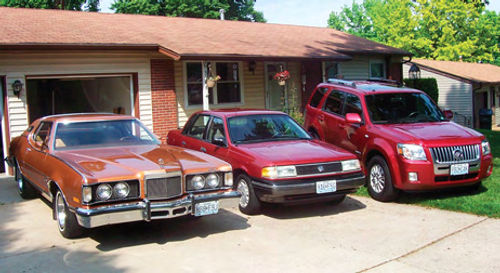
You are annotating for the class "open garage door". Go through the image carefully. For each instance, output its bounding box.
[26,75,133,123]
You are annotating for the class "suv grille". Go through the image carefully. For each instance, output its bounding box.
[429,144,480,164]
[295,162,342,176]
[146,176,182,200]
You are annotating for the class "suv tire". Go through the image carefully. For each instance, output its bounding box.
[367,156,399,202]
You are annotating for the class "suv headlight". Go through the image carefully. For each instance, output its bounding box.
[397,144,427,161]
[341,159,361,171]
[482,140,491,155]
[262,166,297,179]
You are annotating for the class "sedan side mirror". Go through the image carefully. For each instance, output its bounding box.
[212,137,227,147]
[346,113,362,124]
[443,110,454,120]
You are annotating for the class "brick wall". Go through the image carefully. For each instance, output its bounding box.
[151,59,178,142]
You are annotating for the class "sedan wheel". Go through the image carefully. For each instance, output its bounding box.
[236,175,261,215]
[237,179,250,208]
[366,156,399,202]
[54,190,84,238]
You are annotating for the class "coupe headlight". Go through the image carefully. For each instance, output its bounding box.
[191,175,205,190]
[206,174,220,188]
[341,159,361,171]
[482,140,491,155]
[397,144,427,161]
[82,186,92,203]
[113,182,130,198]
[224,172,233,187]
[96,184,112,201]
[262,166,297,179]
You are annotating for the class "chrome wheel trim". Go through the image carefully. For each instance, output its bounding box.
[56,192,67,231]
[370,164,385,194]
[237,179,250,208]
[16,167,23,193]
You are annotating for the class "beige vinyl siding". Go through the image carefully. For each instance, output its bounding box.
[340,56,384,80]
[0,51,153,138]
[403,64,473,127]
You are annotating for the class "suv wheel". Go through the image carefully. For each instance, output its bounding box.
[367,156,399,202]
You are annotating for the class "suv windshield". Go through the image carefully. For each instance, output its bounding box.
[228,114,311,144]
[365,92,446,124]
[54,119,160,150]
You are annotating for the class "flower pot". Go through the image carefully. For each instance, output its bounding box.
[207,79,216,88]
[278,80,286,86]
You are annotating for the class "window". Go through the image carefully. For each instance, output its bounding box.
[309,87,329,108]
[344,93,362,115]
[33,122,52,147]
[323,90,345,115]
[185,62,242,106]
[207,117,226,143]
[185,115,211,139]
[370,61,386,78]
[324,62,340,81]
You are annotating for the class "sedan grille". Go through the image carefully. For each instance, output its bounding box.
[146,176,182,200]
[429,144,480,164]
[295,162,342,176]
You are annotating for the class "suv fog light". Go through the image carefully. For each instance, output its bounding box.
[113,182,130,198]
[192,175,205,190]
[487,164,493,174]
[224,172,233,187]
[96,184,112,200]
[206,174,219,188]
[409,172,418,182]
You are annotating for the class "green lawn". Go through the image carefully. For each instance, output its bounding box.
[355,129,500,218]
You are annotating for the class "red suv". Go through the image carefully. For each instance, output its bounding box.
[304,79,493,201]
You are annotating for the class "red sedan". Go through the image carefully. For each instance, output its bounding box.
[167,109,365,215]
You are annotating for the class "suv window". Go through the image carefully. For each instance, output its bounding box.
[185,115,211,139]
[309,87,329,108]
[323,90,345,115]
[344,93,362,115]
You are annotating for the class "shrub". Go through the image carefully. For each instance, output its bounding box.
[403,78,439,103]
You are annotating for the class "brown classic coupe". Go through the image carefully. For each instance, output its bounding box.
[6,114,239,238]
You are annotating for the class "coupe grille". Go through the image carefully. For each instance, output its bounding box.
[429,144,480,164]
[295,162,342,176]
[146,176,182,200]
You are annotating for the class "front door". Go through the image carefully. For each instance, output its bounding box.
[265,63,286,110]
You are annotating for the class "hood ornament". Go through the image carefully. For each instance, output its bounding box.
[158,158,166,168]
[453,149,465,161]
[317,165,324,172]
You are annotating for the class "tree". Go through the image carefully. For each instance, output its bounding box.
[0,0,100,11]
[111,0,265,22]
[328,0,499,64]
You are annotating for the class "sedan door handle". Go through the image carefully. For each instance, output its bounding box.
[200,147,207,153]
[181,141,186,146]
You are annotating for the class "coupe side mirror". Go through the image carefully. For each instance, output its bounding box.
[212,137,226,147]
[443,110,454,120]
[346,113,362,124]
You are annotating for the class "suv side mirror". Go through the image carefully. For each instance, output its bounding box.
[346,113,362,124]
[212,137,226,147]
[443,110,454,120]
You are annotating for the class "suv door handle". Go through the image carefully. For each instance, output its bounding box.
[200,147,207,153]
[338,123,346,128]
[318,115,324,121]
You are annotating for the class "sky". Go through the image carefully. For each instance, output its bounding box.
[99,0,500,27]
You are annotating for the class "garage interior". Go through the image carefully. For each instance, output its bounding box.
[26,76,132,123]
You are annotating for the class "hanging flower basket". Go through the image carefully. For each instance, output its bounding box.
[273,70,290,85]
[206,75,221,88]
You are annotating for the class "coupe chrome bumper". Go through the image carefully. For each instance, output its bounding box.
[75,191,240,228]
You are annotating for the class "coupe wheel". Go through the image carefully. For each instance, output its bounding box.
[54,190,84,238]
[15,162,36,199]
[367,156,399,202]
[236,174,261,215]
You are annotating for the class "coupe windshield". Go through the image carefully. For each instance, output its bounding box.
[228,114,311,144]
[365,92,446,124]
[54,119,160,150]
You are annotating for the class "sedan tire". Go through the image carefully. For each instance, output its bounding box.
[367,156,399,202]
[54,190,84,238]
[236,174,261,215]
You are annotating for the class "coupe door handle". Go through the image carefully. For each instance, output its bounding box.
[200,147,207,153]
[26,148,32,152]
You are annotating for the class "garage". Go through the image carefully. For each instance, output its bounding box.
[26,75,134,123]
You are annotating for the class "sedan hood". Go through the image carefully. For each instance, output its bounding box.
[381,122,483,143]
[236,140,357,166]
[54,144,229,182]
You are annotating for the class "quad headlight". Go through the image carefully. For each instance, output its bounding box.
[113,182,130,198]
[397,144,427,161]
[206,174,220,188]
[187,172,232,191]
[482,140,491,156]
[261,166,297,179]
[191,175,206,190]
[82,180,138,204]
[96,184,112,201]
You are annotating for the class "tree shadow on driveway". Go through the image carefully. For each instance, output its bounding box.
[89,208,250,252]
[261,196,366,220]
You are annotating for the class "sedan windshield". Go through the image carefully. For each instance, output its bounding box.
[228,114,311,144]
[54,119,160,150]
[365,92,446,124]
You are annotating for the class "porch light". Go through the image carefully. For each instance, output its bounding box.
[12,80,23,98]
[408,63,421,79]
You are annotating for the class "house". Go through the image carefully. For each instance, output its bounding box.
[0,7,410,173]
[403,59,500,129]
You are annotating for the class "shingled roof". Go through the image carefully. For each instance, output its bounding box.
[411,59,500,84]
[0,7,410,61]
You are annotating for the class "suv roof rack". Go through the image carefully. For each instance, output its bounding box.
[326,78,356,88]
[366,78,402,87]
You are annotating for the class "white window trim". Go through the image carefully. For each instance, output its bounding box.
[183,60,245,110]
[322,61,342,82]
[369,60,386,79]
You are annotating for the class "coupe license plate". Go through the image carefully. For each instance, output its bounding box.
[316,180,337,194]
[450,163,469,176]
[194,201,219,216]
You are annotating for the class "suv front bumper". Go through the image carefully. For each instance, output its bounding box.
[75,191,240,228]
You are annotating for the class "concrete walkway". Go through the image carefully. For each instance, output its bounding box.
[0,176,498,273]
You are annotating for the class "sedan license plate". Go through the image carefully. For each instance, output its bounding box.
[316,180,336,194]
[450,163,469,176]
[194,201,219,216]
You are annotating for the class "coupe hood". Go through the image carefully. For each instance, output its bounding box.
[382,122,483,143]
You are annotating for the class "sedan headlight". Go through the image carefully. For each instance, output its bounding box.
[206,174,220,188]
[96,184,112,201]
[482,140,491,155]
[397,144,427,161]
[262,166,297,179]
[341,159,361,171]
[113,182,130,198]
[191,175,205,190]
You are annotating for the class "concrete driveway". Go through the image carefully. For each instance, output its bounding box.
[0,176,498,273]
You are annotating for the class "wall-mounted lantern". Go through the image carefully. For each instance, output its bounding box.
[12,80,23,98]
[408,63,421,79]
